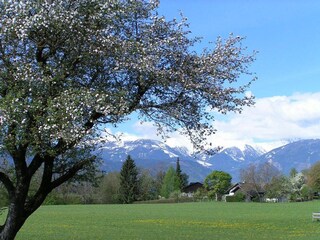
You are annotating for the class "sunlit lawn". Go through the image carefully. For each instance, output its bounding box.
[2,201,320,239]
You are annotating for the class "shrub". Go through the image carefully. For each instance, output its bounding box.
[169,190,182,202]
[226,192,246,202]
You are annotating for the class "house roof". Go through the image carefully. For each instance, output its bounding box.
[225,182,265,196]
[183,182,203,193]
[225,182,242,194]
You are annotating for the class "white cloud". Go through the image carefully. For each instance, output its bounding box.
[104,92,320,152]
[209,92,320,150]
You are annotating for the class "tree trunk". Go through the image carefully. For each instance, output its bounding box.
[0,203,27,240]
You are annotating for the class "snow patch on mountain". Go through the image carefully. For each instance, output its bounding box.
[223,147,245,162]
[197,160,212,167]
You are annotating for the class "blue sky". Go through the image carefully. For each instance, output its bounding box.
[107,1,320,151]
[158,0,320,97]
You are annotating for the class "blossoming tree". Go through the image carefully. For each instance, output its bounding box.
[0,0,256,239]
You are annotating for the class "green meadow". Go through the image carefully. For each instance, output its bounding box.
[2,201,320,240]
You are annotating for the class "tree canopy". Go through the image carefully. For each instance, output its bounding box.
[0,0,256,239]
[204,170,232,201]
[240,162,281,202]
[306,161,320,192]
[160,166,180,198]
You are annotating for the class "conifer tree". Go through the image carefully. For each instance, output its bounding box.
[176,158,182,190]
[119,156,139,204]
[176,158,189,191]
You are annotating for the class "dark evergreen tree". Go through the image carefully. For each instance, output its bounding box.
[176,158,189,191]
[119,156,139,204]
[180,173,189,190]
[176,158,183,190]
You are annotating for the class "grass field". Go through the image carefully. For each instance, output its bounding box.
[2,201,320,239]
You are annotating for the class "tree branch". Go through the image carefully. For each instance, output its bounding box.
[36,43,47,65]
[27,153,44,180]
[24,157,92,215]
[24,156,54,215]
[0,172,15,198]
[50,158,93,190]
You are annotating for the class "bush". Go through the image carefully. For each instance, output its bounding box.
[193,188,209,202]
[43,192,82,205]
[169,190,182,202]
[134,196,195,204]
[226,193,246,202]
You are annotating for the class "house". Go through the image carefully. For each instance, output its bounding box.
[182,182,203,197]
[223,182,265,202]
[225,182,241,197]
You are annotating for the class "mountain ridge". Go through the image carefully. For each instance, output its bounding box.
[97,138,320,182]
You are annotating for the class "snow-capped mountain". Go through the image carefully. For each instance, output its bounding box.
[257,139,320,174]
[96,138,320,183]
[98,139,194,164]
[98,139,210,182]
[193,144,266,181]
[97,139,264,182]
